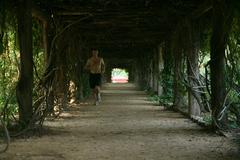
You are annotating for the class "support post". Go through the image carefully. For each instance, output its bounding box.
[158,44,164,96]
[210,0,232,128]
[172,27,184,109]
[149,53,154,90]
[153,48,159,93]
[105,65,112,83]
[186,21,201,117]
[173,51,183,109]
[16,0,33,126]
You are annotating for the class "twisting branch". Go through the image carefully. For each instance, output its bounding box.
[177,57,212,113]
[204,61,211,96]
[49,14,93,61]
[187,58,212,113]
[0,115,10,153]
[26,15,93,130]
[43,14,93,84]
[9,14,94,137]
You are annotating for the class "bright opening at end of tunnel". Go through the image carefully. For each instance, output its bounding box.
[111,68,129,83]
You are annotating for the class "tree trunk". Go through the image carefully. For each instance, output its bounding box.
[16,0,33,127]
[210,0,232,129]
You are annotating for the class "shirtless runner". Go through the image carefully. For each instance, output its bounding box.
[85,49,105,105]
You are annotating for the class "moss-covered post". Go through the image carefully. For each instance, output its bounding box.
[16,0,33,127]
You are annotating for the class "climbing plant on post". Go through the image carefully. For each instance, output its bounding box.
[210,0,233,129]
[160,40,174,107]
[16,0,33,127]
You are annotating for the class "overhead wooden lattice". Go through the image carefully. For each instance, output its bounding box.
[31,0,210,48]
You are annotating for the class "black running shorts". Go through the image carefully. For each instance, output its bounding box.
[89,73,102,89]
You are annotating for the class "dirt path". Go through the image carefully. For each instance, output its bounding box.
[1,83,239,160]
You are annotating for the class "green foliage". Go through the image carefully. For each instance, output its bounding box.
[227,18,240,85]
[146,89,159,104]
[149,95,160,103]
[0,16,46,125]
[224,18,240,129]
[0,41,3,55]
[0,28,19,124]
[31,19,51,122]
[196,17,240,128]
[111,68,129,78]
[32,19,45,85]
[159,94,173,107]
[147,69,174,107]
[202,113,212,125]
[159,70,174,107]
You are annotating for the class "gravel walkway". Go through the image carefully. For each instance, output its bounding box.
[0,83,239,160]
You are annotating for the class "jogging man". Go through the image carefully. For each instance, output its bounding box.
[85,49,105,105]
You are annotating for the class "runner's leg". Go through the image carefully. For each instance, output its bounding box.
[96,86,101,102]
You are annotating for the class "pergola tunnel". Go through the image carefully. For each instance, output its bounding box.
[0,0,240,155]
